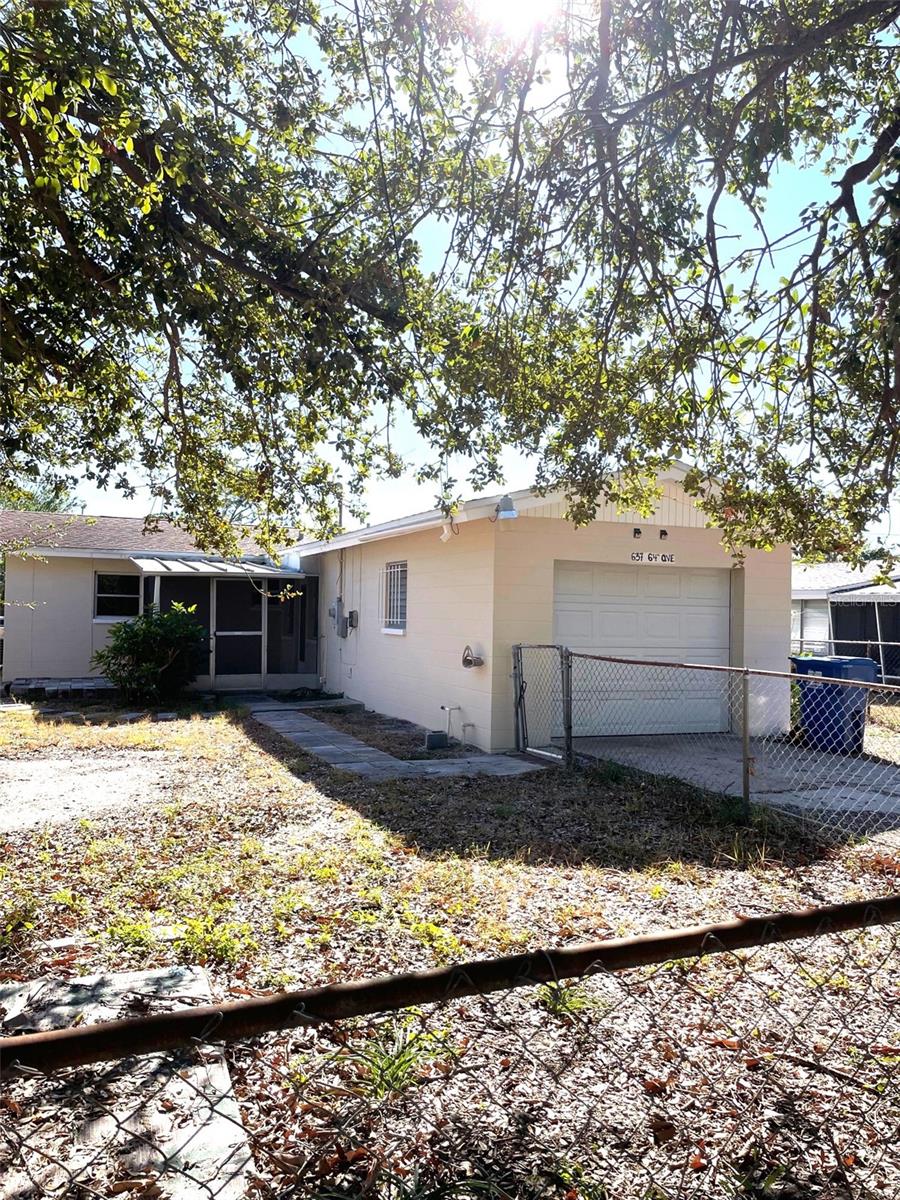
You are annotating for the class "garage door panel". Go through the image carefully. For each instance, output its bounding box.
[642,573,683,599]
[554,607,593,643]
[576,696,730,736]
[554,560,731,735]
[682,610,731,644]
[597,609,642,641]
[643,612,682,642]
[556,563,594,597]
[593,565,639,596]
[684,572,730,602]
[579,647,730,668]
[571,663,728,694]
[639,609,728,646]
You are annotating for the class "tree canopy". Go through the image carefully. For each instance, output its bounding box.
[0,477,77,514]
[2,0,899,558]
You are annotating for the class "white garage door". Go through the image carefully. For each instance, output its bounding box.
[553,562,732,735]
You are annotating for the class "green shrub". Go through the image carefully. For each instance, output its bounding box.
[92,603,207,704]
[106,914,158,951]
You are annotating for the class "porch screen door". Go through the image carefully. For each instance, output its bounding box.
[214,579,263,675]
[159,576,212,678]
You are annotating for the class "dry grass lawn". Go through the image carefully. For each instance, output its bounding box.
[2,706,899,1197]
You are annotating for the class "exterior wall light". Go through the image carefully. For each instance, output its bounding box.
[633,527,642,538]
[462,645,484,668]
[495,494,518,520]
[659,529,669,540]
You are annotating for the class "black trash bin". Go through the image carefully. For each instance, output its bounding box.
[789,655,878,754]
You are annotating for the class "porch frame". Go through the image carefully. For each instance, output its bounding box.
[134,559,316,691]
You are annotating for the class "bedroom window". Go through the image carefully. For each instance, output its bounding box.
[383,561,408,632]
[94,573,141,618]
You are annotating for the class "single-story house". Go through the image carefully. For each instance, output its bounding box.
[2,471,792,746]
[792,561,900,680]
[287,466,791,750]
[0,512,319,691]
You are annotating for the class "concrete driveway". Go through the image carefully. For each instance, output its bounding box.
[573,732,900,832]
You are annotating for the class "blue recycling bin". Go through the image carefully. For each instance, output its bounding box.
[789,656,878,754]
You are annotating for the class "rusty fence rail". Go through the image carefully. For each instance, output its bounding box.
[3,895,900,1197]
[3,894,898,1074]
[514,644,900,838]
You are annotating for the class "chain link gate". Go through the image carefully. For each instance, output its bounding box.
[513,643,573,766]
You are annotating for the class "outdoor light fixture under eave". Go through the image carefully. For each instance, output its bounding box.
[495,495,518,520]
[439,517,459,543]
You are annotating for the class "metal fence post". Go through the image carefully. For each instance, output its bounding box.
[741,669,751,819]
[561,647,574,768]
[512,644,524,752]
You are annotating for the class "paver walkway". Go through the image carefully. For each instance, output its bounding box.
[248,702,542,780]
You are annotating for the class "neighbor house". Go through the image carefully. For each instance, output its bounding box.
[287,465,791,751]
[792,561,900,680]
[0,512,319,692]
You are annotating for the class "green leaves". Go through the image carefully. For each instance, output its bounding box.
[91,604,208,703]
[1,0,899,560]
[95,68,118,96]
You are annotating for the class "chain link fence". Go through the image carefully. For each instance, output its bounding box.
[790,638,900,684]
[2,897,900,1198]
[5,665,900,1198]
[513,645,900,838]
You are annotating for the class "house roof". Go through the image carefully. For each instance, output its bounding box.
[792,561,897,600]
[292,464,697,558]
[0,510,269,558]
[830,581,900,602]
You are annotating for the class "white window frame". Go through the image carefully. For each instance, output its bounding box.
[382,560,407,634]
[93,572,142,621]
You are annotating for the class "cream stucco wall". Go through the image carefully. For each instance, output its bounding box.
[312,519,497,748]
[2,554,141,682]
[311,505,791,751]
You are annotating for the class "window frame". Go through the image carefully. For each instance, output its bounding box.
[382,560,408,634]
[93,572,142,621]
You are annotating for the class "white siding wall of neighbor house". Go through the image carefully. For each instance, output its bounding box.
[791,598,830,650]
[2,554,140,682]
[309,500,791,752]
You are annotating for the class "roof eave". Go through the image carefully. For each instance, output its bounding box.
[291,466,701,558]
[9,545,277,565]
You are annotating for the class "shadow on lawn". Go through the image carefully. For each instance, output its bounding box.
[236,712,834,872]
